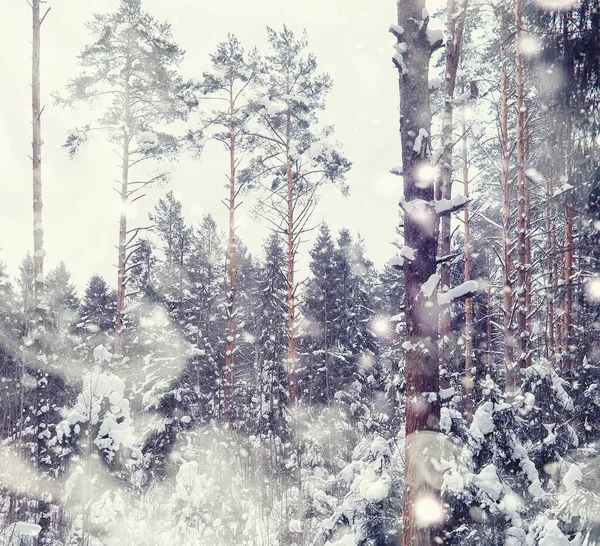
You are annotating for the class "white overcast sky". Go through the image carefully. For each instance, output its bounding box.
[1,0,410,292]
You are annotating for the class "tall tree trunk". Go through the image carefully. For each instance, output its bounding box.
[224,114,236,420]
[486,254,493,376]
[515,0,530,375]
[32,0,51,540]
[438,0,468,385]
[500,7,516,393]
[525,129,533,367]
[563,194,574,366]
[462,113,473,424]
[32,1,45,334]
[561,12,574,369]
[115,130,130,357]
[286,147,297,403]
[546,176,556,359]
[395,1,442,543]
[554,223,563,356]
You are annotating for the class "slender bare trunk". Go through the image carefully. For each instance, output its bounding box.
[395,1,441,543]
[438,0,468,384]
[224,104,236,419]
[286,155,297,404]
[32,0,51,540]
[546,176,555,359]
[563,195,573,367]
[561,13,574,369]
[486,258,493,377]
[462,113,473,423]
[515,0,529,376]
[501,7,515,392]
[32,1,44,332]
[525,129,533,367]
[115,129,130,357]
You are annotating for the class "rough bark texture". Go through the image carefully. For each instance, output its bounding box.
[395,1,442,543]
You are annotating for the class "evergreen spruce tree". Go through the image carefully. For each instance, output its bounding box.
[373,261,406,429]
[148,191,193,319]
[301,223,338,406]
[46,262,79,333]
[227,238,261,431]
[76,275,117,354]
[128,238,156,300]
[18,253,36,335]
[0,258,23,440]
[255,234,290,452]
[333,231,378,419]
[184,214,226,421]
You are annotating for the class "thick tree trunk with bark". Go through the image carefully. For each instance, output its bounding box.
[395,1,442,543]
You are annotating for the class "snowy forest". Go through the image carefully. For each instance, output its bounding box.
[1,0,600,544]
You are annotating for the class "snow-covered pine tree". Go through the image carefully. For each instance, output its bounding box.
[247,25,351,403]
[373,260,406,430]
[302,226,377,417]
[253,234,291,510]
[148,191,193,319]
[45,263,80,373]
[227,238,261,431]
[332,230,378,420]
[442,376,546,546]
[127,238,157,301]
[46,263,79,333]
[184,214,226,421]
[51,344,140,545]
[314,435,404,546]
[58,0,196,357]
[200,34,261,421]
[301,223,338,406]
[0,257,27,504]
[75,275,117,355]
